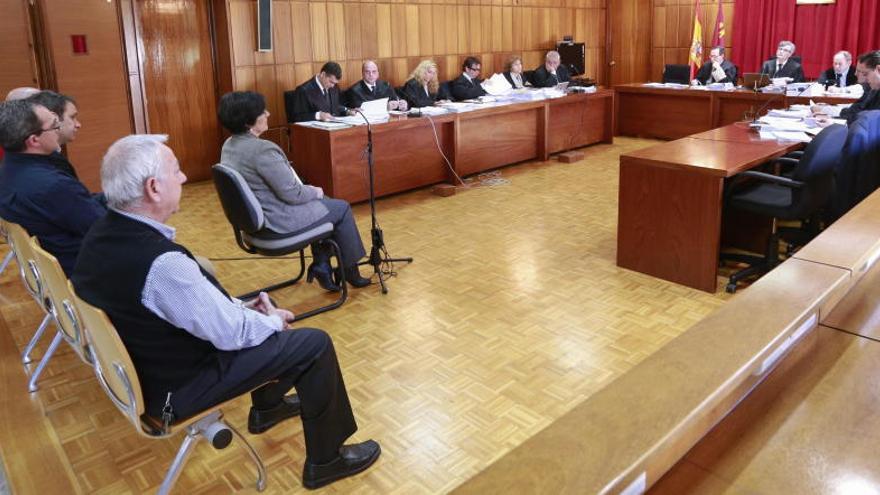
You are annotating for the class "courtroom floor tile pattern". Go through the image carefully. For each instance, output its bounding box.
[0,137,733,494]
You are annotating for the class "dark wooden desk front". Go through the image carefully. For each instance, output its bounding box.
[615,84,858,140]
[289,90,614,203]
[616,125,803,292]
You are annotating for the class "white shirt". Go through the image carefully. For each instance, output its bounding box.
[115,210,286,351]
[314,75,326,120]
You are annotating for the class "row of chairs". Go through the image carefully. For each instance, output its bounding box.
[1,219,268,494]
[721,110,880,292]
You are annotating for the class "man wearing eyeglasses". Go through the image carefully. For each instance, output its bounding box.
[450,56,488,101]
[760,40,805,83]
[0,99,106,275]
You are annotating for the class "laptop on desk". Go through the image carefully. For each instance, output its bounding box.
[743,73,771,91]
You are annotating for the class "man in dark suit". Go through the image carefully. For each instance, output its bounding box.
[344,60,407,111]
[450,56,487,101]
[285,61,353,123]
[531,51,571,88]
[818,51,858,90]
[693,46,737,85]
[760,40,805,82]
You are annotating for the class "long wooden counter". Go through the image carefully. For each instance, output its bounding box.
[615,84,859,140]
[289,90,614,203]
[454,188,880,494]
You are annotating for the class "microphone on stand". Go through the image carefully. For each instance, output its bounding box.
[749,81,813,129]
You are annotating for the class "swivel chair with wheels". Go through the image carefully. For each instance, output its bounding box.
[721,124,848,293]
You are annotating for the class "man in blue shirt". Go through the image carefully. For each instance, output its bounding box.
[0,98,106,275]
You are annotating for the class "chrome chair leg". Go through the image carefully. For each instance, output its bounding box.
[157,429,203,495]
[28,330,62,392]
[228,422,267,491]
[22,313,51,364]
[0,251,14,276]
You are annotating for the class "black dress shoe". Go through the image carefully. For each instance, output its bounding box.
[302,440,381,489]
[247,394,301,434]
[307,263,341,292]
[345,266,372,288]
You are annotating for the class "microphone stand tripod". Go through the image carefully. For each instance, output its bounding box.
[353,109,413,294]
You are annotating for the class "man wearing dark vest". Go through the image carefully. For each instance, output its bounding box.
[71,135,380,489]
[284,61,353,123]
[760,40,805,83]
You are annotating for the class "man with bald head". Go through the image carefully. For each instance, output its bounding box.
[344,60,407,111]
[0,98,106,275]
[5,87,40,101]
[818,51,858,90]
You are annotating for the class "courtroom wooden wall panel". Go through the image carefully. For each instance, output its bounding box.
[224,0,608,130]
[609,0,652,85]
[41,0,134,191]
[0,0,39,97]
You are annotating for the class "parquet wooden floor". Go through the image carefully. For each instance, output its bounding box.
[0,137,733,494]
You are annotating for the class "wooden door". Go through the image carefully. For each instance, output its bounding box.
[136,0,220,182]
[608,0,653,86]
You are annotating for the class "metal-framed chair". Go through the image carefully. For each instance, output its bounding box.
[69,284,267,495]
[2,220,53,369]
[24,242,93,391]
[211,163,347,321]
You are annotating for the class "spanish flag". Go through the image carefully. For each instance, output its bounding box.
[688,0,703,80]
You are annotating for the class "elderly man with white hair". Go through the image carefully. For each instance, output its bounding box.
[531,50,572,87]
[71,135,380,489]
[818,51,858,90]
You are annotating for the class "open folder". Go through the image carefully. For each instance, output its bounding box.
[333,97,390,125]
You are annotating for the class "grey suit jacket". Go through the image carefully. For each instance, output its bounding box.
[220,133,328,234]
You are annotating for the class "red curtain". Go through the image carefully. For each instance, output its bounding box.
[733,0,880,78]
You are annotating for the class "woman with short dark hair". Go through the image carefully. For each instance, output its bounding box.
[217,91,370,290]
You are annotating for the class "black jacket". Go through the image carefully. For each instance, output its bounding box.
[503,71,526,89]
[840,87,880,125]
[694,60,738,85]
[760,59,805,82]
[531,64,571,87]
[817,66,858,88]
[344,80,398,109]
[449,74,486,101]
[284,78,348,123]
[399,79,439,108]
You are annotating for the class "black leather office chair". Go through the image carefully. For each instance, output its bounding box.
[438,81,452,100]
[662,64,690,84]
[721,124,848,293]
[523,69,536,86]
[212,164,347,320]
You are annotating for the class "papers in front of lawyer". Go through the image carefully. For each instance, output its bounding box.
[481,73,513,96]
[332,98,390,125]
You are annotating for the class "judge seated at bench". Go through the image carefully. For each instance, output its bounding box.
[531,51,571,88]
[817,51,858,92]
[344,60,407,112]
[284,61,354,123]
[760,40,805,83]
[399,60,443,109]
[692,46,737,85]
[503,55,527,89]
[450,56,487,101]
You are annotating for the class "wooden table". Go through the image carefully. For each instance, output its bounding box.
[289,90,614,203]
[616,125,803,292]
[615,84,858,140]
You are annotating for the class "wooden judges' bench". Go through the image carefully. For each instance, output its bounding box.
[615,83,859,140]
[288,90,614,203]
[453,188,880,494]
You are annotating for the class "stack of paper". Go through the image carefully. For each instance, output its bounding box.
[436,101,478,113]
[481,73,513,96]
